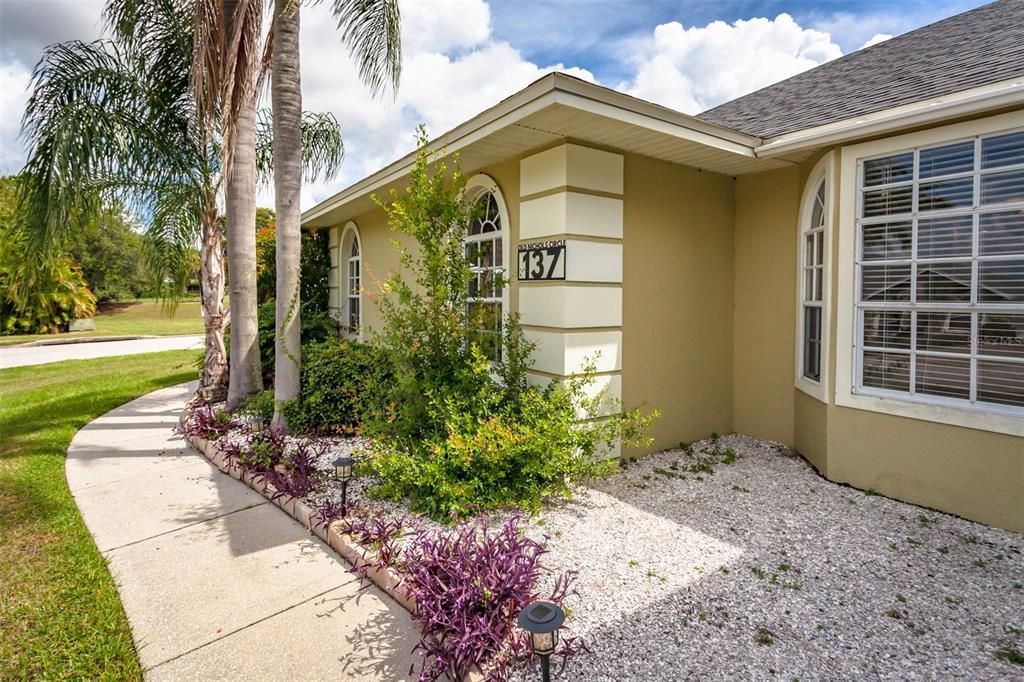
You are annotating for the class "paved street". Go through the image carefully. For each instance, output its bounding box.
[0,335,204,369]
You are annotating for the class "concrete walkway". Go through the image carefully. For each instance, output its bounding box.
[67,382,419,680]
[1,335,203,368]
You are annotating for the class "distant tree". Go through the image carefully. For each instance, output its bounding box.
[64,203,152,302]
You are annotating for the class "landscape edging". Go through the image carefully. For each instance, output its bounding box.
[178,416,417,616]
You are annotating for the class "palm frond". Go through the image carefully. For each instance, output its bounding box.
[143,182,205,307]
[219,0,265,180]
[326,0,402,98]
[255,108,344,185]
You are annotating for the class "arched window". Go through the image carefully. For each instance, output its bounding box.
[796,153,833,400]
[340,222,362,338]
[464,176,509,361]
[802,180,826,382]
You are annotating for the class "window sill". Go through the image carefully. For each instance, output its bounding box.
[836,389,1024,437]
[795,377,828,403]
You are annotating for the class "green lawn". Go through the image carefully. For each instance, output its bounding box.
[0,351,198,680]
[0,299,205,347]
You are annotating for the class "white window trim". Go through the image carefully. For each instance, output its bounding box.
[463,174,511,350]
[795,152,835,402]
[339,220,363,341]
[836,111,1024,437]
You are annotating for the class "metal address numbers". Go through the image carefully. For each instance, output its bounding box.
[518,240,566,281]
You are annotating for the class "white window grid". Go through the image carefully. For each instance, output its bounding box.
[465,191,504,361]
[346,238,360,333]
[802,181,826,382]
[853,129,1024,415]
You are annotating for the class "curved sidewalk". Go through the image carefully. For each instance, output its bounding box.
[67,382,418,680]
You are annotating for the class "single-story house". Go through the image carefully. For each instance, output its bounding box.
[303,0,1024,532]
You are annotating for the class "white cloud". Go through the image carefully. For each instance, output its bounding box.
[0,63,32,174]
[619,13,843,115]
[861,33,893,48]
[289,0,594,209]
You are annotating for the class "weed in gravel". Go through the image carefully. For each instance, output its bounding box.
[889,543,898,550]
[906,537,922,546]
[732,484,750,493]
[778,563,791,572]
[642,474,652,481]
[628,559,639,568]
[1014,582,1022,590]
[885,609,903,619]
[783,582,802,591]
[720,566,730,574]
[754,628,774,646]
[646,569,667,583]
[938,546,950,555]
[896,594,908,603]
[945,596,963,606]
[918,514,935,527]
[653,467,679,479]
[995,647,1024,666]
[864,488,878,496]
[965,534,980,544]
[751,567,768,580]
[974,559,988,569]
[1006,625,1022,636]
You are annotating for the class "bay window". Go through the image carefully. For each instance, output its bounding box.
[854,129,1024,412]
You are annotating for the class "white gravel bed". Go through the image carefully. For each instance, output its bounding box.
[207,411,1023,680]
[509,434,1023,681]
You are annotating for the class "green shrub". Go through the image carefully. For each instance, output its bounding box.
[284,337,394,435]
[256,300,339,382]
[360,134,657,521]
[241,389,275,422]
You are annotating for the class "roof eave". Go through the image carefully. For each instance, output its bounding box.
[754,77,1024,158]
[301,73,762,226]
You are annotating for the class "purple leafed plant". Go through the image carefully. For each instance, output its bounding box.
[342,515,406,583]
[401,515,583,682]
[217,424,287,473]
[178,404,232,441]
[251,439,329,502]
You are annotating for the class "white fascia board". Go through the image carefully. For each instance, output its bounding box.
[755,77,1024,158]
[302,77,560,225]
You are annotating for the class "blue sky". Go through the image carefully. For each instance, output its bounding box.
[484,0,987,83]
[0,0,993,206]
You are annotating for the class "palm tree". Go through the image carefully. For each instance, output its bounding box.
[269,0,401,428]
[18,0,343,401]
[192,0,266,409]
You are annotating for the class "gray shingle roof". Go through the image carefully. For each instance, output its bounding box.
[697,0,1024,139]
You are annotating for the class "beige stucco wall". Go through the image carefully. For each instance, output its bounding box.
[622,154,735,456]
[328,158,521,338]
[827,406,1023,531]
[732,165,801,446]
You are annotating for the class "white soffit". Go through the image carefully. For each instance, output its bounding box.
[302,74,787,228]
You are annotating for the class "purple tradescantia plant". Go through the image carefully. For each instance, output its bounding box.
[401,515,583,682]
[342,515,406,583]
[178,404,232,441]
[251,439,329,501]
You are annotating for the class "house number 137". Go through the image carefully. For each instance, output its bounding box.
[518,241,566,281]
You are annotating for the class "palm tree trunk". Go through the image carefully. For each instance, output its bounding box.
[223,0,264,410]
[199,199,228,400]
[270,0,303,429]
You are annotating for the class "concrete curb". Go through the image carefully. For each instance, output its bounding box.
[180,417,417,617]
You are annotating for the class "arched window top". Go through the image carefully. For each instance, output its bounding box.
[469,191,501,235]
[349,236,360,257]
[810,180,826,231]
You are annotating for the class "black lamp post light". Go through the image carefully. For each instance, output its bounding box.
[332,456,355,517]
[518,601,565,682]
